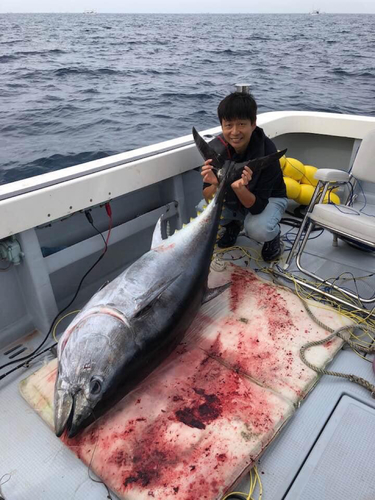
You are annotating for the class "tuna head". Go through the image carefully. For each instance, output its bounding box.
[54,312,137,438]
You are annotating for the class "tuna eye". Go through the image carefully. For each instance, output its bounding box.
[90,378,102,395]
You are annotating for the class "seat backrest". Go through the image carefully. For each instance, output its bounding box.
[351,128,375,182]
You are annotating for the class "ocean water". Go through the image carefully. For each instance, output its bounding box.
[0,13,374,185]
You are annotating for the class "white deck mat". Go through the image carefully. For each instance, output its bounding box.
[17,265,352,500]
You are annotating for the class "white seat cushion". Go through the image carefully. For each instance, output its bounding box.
[310,204,375,244]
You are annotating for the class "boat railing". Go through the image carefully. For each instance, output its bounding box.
[1,111,375,241]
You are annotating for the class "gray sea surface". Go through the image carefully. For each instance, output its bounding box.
[0,13,374,184]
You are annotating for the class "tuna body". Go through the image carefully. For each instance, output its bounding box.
[54,177,227,438]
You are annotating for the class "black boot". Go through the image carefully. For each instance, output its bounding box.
[261,231,283,262]
[217,221,242,249]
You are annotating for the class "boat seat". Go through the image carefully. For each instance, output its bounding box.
[281,127,375,311]
[310,204,375,245]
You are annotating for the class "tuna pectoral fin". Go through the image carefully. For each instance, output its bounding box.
[97,280,109,292]
[132,272,182,318]
[202,282,231,305]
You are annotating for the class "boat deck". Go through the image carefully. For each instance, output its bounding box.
[1,203,374,499]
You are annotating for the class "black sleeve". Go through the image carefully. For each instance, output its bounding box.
[247,137,285,215]
[247,161,282,215]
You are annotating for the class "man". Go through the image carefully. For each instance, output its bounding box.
[200,91,287,262]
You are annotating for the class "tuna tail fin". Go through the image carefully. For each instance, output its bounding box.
[192,127,240,186]
[192,127,225,171]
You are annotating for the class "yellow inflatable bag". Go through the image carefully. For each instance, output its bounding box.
[283,158,305,181]
[295,184,315,206]
[284,177,301,200]
[279,154,286,171]
[323,192,340,204]
[301,165,318,187]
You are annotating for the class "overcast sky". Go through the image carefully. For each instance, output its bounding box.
[1,0,375,14]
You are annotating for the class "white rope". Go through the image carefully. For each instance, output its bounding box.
[0,474,11,500]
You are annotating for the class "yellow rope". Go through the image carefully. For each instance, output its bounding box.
[222,490,247,499]
[248,470,254,500]
[267,266,375,361]
[52,310,81,342]
[254,466,263,500]
[221,466,263,500]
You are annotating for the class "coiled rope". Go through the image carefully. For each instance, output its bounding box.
[300,300,375,396]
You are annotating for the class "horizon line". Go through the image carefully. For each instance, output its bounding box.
[1,11,375,15]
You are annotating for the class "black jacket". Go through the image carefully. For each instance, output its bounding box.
[203,126,286,215]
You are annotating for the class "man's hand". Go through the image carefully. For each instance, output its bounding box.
[231,166,253,191]
[230,166,256,208]
[201,159,219,186]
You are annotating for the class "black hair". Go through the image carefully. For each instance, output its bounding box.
[217,92,257,125]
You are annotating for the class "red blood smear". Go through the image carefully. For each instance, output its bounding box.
[62,426,100,460]
[113,356,238,495]
[61,349,282,500]
[199,267,315,401]
[155,243,176,253]
[175,388,222,429]
[46,367,57,384]
[230,269,258,312]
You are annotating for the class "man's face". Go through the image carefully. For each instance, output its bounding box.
[221,118,256,154]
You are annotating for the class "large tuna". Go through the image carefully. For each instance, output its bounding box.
[54,129,286,438]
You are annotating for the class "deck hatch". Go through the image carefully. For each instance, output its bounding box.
[284,395,375,499]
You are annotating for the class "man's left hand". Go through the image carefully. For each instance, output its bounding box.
[231,166,253,191]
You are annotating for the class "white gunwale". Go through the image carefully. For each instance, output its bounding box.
[1,111,375,240]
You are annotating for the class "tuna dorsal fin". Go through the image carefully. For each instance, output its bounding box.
[202,282,231,305]
[151,216,164,249]
[132,272,182,318]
